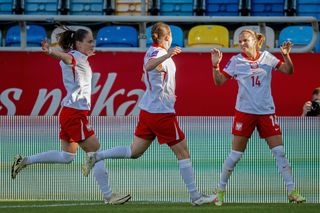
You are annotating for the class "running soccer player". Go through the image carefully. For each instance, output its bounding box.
[82,22,216,206]
[11,26,131,205]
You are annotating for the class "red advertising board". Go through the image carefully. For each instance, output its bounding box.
[0,52,319,116]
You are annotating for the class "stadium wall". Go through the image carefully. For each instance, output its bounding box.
[0,116,319,203]
[0,52,319,116]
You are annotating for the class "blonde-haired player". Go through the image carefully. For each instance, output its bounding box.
[211,29,306,205]
[82,22,216,206]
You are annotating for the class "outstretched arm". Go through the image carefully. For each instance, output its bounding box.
[145,46,182,72]
[211,48,228,86]
[278,41,294,75]
[41,39,73,65]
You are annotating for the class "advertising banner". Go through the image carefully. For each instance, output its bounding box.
[0,52,319,116]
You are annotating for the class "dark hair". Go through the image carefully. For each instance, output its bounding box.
[57,26,89,51]
[151,22,170,44]
[312,87,320,95]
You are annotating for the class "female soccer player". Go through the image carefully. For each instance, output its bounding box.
[82,22,215,206]
[11,27,131,204]
[210,29,306,205]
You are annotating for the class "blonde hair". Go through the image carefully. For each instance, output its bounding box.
[151,22,170,44]
[240,29,266,50]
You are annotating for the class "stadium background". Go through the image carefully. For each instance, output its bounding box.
[0,0,320,204]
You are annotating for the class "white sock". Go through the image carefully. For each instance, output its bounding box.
[93,160,112,199]
[95,146,131,161]
[178,159,201,200]
[25,151,75,165]
[219,150,243,190]
[271,145,295,193]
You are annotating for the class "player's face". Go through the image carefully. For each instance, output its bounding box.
[239,32,256,53]
[76,32,95,56]
[163,31,172,50]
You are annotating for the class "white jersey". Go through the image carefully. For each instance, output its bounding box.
[222,51,282,115]
[138,44,176,113]
[60,50,92,110]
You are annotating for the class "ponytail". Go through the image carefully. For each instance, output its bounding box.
[56,26,89,51]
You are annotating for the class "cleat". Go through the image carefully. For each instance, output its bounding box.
[288,190,306,203]
[213,188,225,206]
[104,193,131,205]
[81,152,96,177]
[191,194,215,206]
[11,154,27,179]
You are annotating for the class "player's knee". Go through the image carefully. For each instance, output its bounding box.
[176,151,190,160]
[61,151,75,164]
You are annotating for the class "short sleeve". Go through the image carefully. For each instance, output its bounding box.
[223,56,237,78]
[266,51,282,70]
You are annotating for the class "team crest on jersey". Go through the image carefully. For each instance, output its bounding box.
[250,62,259,69]
[150,50,159,57]
[235,122,243,131]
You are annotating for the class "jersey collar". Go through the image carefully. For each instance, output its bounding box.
[70,50,88,60]
[152,43,166,50]
[241,51,261,61]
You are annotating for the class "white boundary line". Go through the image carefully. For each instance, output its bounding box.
[0,202,103,209]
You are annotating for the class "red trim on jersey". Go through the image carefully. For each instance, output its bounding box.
[146,71,152,91]
[68,53,77,81]
[162,71,167,85]
[241,51,261,61]
[221,70,232,79]
[152,43,166,49]
[275,60,283,69]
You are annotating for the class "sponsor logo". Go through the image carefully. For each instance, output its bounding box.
[150,50,159,57]
[235,122,243,131]
[0,72,144,116]
[86,124,93,131]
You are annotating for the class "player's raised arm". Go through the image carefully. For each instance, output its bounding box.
[211,48,228,86]
[41,38,73,65]
[278,41,294,75]
[145,46,182,72]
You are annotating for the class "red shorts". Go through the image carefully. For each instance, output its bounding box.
[135,110,185,147]
[59,107,95,142]
[232,110,282,138]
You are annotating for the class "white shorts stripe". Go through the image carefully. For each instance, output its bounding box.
[174,122,179,140]
[80,120,85,140]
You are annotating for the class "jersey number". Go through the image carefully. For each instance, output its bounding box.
[251,76,261,87]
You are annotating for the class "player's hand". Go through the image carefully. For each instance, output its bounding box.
[303,101,312,115]
[211,48,222,67]
[167,46,182,58]
[41,38,51,55]
[280,41,293,56]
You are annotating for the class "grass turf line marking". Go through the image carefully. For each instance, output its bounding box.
[0,202,103,209]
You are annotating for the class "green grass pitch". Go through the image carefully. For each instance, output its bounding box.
[0,202,319,213]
